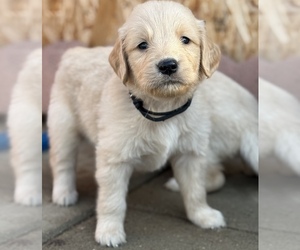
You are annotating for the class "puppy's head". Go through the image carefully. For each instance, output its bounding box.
[109,1,220,98]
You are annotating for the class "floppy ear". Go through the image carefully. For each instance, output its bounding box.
[109,36,130,84]
[197,20,221,78]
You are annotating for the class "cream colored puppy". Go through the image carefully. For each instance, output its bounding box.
[48,1,257,247]
[7,49,42,206]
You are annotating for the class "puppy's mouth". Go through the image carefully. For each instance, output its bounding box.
[158,75,185,86]
[146,76,193,98]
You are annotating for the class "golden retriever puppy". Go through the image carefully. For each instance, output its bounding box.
[48,1,257,246]
[7,49,42,206]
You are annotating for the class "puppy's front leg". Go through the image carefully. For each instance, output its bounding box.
[48,93,79,206]
[171,154,225,229]
[95,155,133,247]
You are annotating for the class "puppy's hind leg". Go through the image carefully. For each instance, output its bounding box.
[170,154,225,229]
[48,85,79,206]
[205,164,225,192]
[240,130,258,173]
[165,164,225,193]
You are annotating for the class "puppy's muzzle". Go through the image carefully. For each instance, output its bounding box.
[157,58,178,76]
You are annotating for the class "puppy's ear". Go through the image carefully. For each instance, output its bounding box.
[197,20,221,78]
[109,36,130,84]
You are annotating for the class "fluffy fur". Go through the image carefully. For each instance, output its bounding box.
[259,78,300,175]
[7,49,42,206]
[48,1,257,247]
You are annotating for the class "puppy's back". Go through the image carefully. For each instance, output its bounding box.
[50,46,114,143]
[57,46,113,89]
[52,46,114,109]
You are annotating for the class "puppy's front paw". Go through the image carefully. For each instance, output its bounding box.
[14,185,42,206]
[188,207,226,229]
[52,186,78,206]
[95,221,126,247]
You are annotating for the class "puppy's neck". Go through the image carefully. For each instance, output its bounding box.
[129,91,192,114]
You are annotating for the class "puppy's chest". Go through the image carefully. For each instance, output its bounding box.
[131,126,178,171]
[128,121,203,171]
[140,135,173,154]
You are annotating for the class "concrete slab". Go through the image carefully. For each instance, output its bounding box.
[0,229,42,250]
[259,173,300,250]
[41,137,258,249]
[43,170,258,250]
[42,141,165,243]
[2,127,258,250]
[0,151,41,248]
[128,171,258,233]
[259,229,300,250]
[43,212,257,250]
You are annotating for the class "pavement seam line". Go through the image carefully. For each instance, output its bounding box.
[42,208,95,244]
[0,224,41,246]
[259,226,300,236]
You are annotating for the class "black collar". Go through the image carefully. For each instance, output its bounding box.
[129,93,192,122]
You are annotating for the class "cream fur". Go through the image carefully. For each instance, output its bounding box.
[259,78,300,175]
[7,49,42,206]
[48,1,257,247]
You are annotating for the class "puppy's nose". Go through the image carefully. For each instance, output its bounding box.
[157,59,178,75]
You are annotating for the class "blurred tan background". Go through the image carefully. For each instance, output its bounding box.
[1,0,300,60]
[0,0,41,114]
[0,0,41,45]
[42,0,259,61]
[41,0,300,61]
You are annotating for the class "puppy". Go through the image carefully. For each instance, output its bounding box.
[48,1,257,247]
[259,78,300,175]
[7,49,42,206]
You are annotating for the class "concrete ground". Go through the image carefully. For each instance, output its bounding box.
[0,129,258,250]
[0,119,298,248]
[1,124,299,250]
[259,158,300,250]
[5,129,300,250]
[42,141,258,250]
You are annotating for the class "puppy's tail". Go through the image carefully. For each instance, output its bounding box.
[240,130,258,173]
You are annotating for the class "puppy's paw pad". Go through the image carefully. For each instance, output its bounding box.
[165,178,180,192]
[52,188,78,206]
[95,224,126,247]
[189,207,226,229]
[14,187,42,206]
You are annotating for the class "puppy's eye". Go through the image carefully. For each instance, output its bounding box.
[181,36,190,45]
[138,42,148,50]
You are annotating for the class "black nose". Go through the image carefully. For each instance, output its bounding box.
[157,59,178,75]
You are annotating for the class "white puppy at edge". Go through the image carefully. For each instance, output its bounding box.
[48,1,257,247]
[7,49,42,206]
[259,78,300,175]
